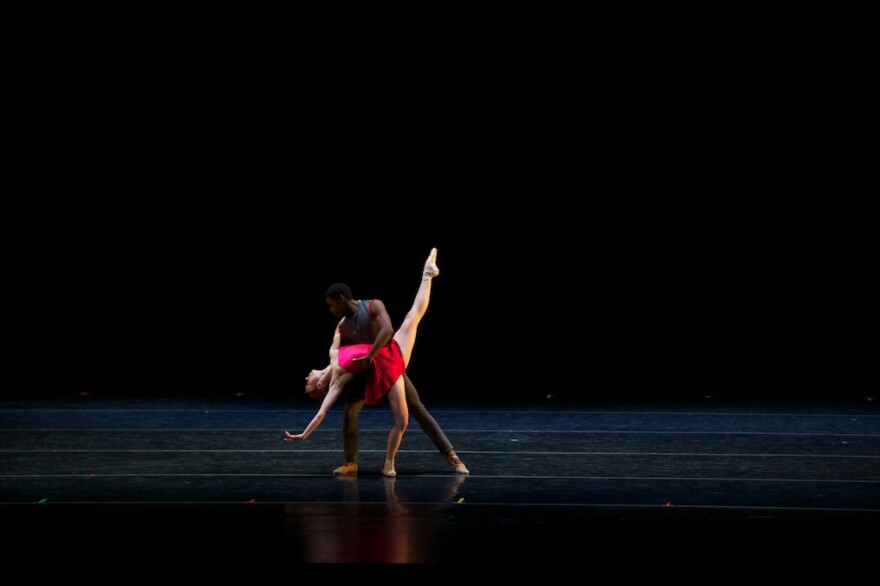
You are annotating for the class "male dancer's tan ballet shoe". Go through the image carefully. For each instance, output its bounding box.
[333,462,358,475]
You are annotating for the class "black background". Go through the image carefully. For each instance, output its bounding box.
[9,195,876,405]
[8,30,875,406]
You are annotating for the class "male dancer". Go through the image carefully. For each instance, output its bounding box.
[314,250,468,475]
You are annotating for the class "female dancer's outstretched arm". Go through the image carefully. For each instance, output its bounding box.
[285,328,350,441]
[284,365,354,441]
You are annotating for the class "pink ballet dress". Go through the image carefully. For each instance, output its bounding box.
[337,341,406,406]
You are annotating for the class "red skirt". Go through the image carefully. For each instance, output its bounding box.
[337,340,405,406]
[365,340,405,405]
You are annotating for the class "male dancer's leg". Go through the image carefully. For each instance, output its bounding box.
[404,374,469,473]
[335,375,365,475]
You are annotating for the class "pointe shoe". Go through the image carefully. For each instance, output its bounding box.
[381,460,397,477]
[332,462,358,475]
[423,247,440,279]
[446,452,470,475]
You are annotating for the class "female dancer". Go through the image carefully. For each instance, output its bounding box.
[284,248,440,477]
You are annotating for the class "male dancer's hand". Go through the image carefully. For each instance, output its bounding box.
[352,355,372,371]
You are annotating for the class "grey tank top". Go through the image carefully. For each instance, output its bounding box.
[338,299,374,344]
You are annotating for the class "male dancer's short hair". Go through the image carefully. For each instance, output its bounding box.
[325,283,352,301]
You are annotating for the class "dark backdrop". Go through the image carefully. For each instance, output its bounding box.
[7,15,875,406]
[10,199,875,405]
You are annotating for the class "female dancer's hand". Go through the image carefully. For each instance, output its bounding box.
[283,431,305,442]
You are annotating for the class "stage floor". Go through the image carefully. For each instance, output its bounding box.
[2,395,878,576]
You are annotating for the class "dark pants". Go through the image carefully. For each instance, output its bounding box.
[342,373,453,463]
